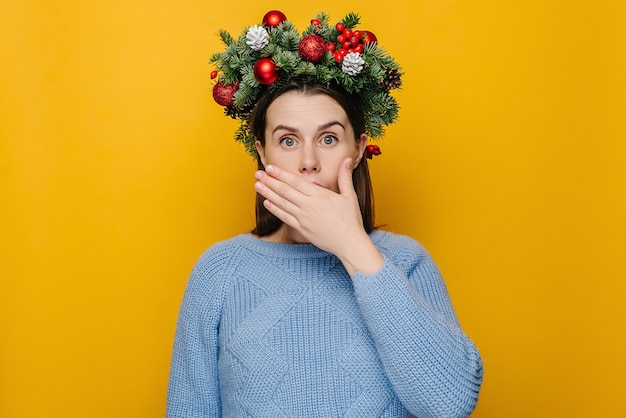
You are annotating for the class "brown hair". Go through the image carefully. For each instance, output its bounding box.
[250,81,376,237]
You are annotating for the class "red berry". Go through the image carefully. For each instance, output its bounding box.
[311,19,321,26]
[338,48,348,56]
[343,41,351,49]
[336,34,345,43]
[355,44,364,53]
[343,28,352,38]
[349,36,360,48]
[335,22,345,32]
[353,30,362,39]
[333,52,342,62]
[210,70,218,79]
[325,42,336,52]
[365,144,382,158]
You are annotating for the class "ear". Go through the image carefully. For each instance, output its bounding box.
[353,134,368,168]
[255,140,267,168]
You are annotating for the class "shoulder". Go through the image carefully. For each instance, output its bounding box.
[184,234,252,296]
[369,230,449,299]
[370,230,432,263]
[192,235,247,272]
[370,229,443,277]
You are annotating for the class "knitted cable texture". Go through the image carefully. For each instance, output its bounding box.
[166,230,483,417]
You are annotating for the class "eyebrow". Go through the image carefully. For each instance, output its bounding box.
[272,120,346,135]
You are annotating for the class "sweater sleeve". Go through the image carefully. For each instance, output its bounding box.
[166,246,231,418]
[351,234,483,418]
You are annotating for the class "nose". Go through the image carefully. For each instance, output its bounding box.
[299,145,320,173]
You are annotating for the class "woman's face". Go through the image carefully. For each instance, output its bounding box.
[255,91,367,193]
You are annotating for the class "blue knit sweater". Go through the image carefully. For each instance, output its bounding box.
[167,230,483,417]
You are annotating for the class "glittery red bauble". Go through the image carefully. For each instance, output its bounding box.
[253,58,278,85]
[212,81,238,107]
[298,34,326,63]
[262,10,287,27]
[361,30,378,44]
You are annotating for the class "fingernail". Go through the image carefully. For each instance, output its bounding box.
[254,171,262,180]
[266,165,275,174]
[254,182,263,191]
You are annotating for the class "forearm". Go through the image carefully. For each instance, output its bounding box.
[352,260,483,417]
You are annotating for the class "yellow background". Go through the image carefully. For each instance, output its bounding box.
[1,1,624,417]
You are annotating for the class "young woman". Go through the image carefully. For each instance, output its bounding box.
[167,11,483,418]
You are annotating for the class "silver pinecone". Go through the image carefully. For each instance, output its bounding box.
[341,52,365,76]
[246,25,269,51]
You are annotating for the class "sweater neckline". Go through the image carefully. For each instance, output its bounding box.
[236,230,386,259]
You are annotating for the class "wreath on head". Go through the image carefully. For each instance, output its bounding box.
[209,10,403,157]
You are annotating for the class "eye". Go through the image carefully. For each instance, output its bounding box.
[279,137,296,148]
[321,135,338,146]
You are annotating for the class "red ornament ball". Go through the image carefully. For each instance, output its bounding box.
[212,81,239,107]
[298,34,326,63]
[361,30,378,44]
[263,10,287,27]
[253,58,279,85]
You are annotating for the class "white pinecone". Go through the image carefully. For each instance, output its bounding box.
[246,25,269,51]
[341,52,365,76]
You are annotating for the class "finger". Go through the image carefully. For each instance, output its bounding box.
[337,158,356,196]
[255,170,308,210]
[264,165,318,196]
[255,166,320,207]
[254,178,300,215]
[261,198,300,230]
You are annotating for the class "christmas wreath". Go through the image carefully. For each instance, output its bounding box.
[210,10,403,156]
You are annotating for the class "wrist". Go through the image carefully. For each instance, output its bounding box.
[338,232,384,277]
